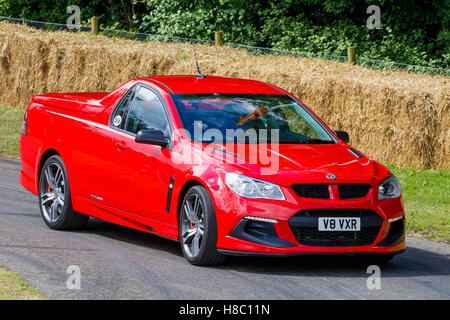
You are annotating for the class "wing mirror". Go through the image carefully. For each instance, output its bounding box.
[334,130,350,143]
[135,130,169,147]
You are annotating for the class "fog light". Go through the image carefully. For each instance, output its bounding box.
[244,216,278,224]
[230,217,295,248]
[378,216,405,246]
[388,216,403,223]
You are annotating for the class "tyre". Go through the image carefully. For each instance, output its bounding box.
[38,155,89,230]
[179,186,225,266]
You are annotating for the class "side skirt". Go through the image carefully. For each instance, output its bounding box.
[72,196,179,241]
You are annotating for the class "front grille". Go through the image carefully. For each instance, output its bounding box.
[290,226,381,247]
[291,184,330,199]
[288,209,383,247]
[291,183,372,199]
[338,184,371,199]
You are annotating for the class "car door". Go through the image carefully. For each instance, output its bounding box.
[109,85,174,223]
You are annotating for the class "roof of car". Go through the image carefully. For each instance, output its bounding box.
[140,75,284,95]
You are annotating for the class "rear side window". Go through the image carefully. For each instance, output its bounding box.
[125,87,170,136]
[111,88,135,129]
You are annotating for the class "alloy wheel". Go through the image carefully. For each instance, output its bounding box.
[181,193,205,258]
[40,163,65,223]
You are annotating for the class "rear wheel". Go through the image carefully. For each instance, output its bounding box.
[38,155,88,230]
[179,186,225,266]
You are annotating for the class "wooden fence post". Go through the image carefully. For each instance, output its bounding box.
[347,46,356,65]
[215,31,223,46]
[91,16,99,35]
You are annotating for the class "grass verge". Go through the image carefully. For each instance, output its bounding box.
[0,267,45,300]
[389,166,449,243]
[1,21,449,168]
[0,104,448,242]
[0,104,23,158]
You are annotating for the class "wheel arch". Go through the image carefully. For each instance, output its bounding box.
[37,148,60,185]
[176,177,226,265]
[176,178,219,239]
[176,179,205,218]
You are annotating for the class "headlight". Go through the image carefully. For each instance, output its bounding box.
[378,174,401,200]
[225,173,285,200]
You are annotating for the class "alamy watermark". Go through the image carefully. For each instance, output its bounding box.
[66,5,81,30]
[66,265,81,290]
[366,265,381,290]
[171,122,281,175]
[367,5,381,30]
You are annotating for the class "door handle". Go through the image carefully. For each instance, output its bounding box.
[115,141,127,151]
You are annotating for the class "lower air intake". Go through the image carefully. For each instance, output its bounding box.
[288,209,383,247]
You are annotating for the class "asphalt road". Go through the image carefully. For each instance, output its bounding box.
[0,157,449,300]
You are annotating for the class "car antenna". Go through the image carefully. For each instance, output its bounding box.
[193,41,206,79]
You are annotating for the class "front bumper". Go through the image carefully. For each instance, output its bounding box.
[217,248,405,257]
[214,184,406,255]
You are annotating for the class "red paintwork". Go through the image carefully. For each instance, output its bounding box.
[32,92,109,115]
[20,75,405,255]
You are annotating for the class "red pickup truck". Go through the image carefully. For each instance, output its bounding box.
[20,75,405,265]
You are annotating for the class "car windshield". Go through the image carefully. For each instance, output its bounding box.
[172,93,335,144]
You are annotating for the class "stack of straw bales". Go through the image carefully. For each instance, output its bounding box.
[0,22,448,168]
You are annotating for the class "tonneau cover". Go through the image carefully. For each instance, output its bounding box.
[32,92,109,115]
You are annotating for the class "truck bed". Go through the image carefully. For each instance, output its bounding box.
[32,92,109,115]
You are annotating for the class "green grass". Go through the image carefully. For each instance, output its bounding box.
[0,105,448,242]
[388,166,450,243]
[0,267,46,300]
[0,104,23,158]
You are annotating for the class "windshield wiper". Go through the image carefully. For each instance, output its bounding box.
[202,138,334,144]
[275,138,334,144]
[300,139,334,144]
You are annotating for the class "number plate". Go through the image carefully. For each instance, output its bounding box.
[318,217,360,231]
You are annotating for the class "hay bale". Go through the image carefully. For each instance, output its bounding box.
[0,22,448,168]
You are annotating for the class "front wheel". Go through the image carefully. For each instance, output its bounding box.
[179,186,225,266]
[38,155,89,230]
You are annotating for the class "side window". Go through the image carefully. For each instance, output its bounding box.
[111,88,134,129]
[125,87,170,135]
